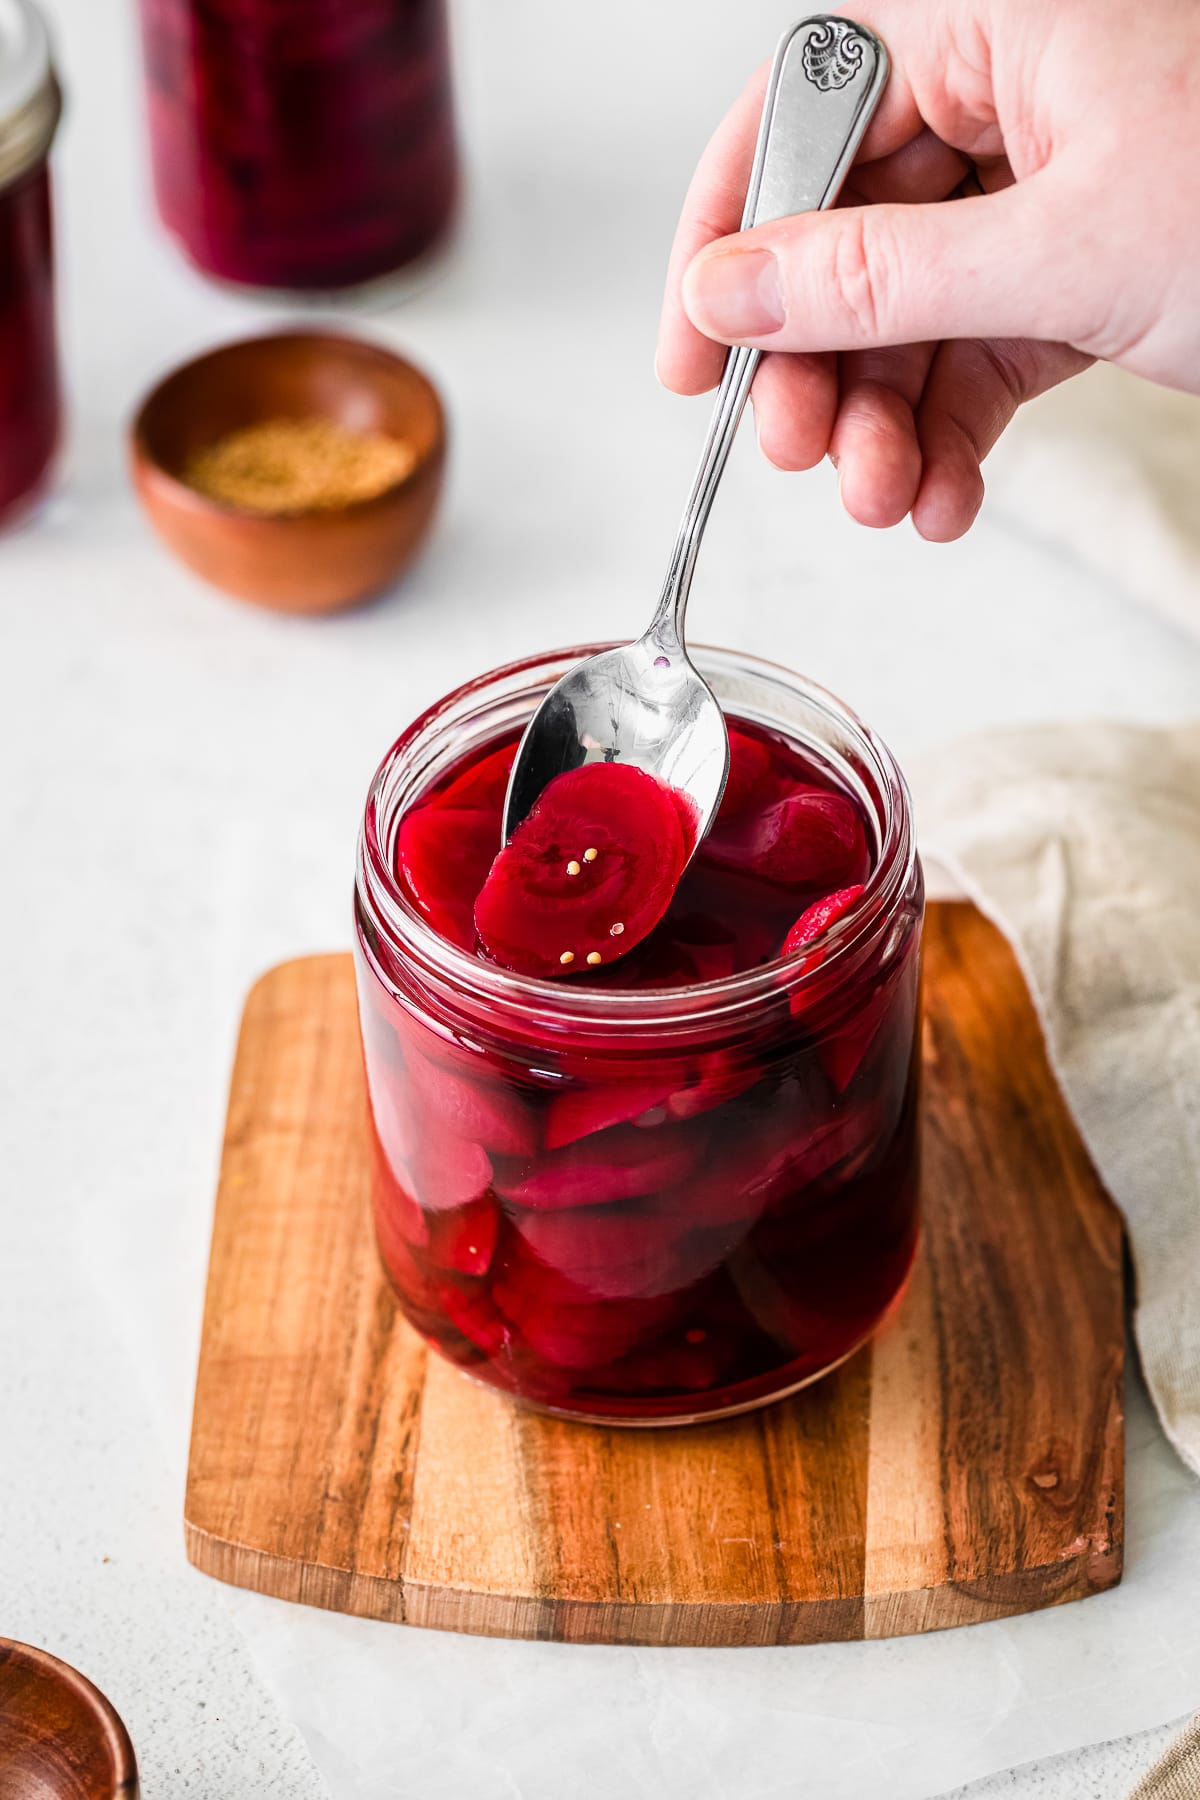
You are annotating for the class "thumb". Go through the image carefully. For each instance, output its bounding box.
[681,178,1083,354]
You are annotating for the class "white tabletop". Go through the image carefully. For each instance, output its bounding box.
[3,1,1198,1794]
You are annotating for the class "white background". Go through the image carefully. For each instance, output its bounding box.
[3,0,1199,1794]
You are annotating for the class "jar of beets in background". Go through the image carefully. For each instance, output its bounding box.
[0,0,61,525]
[136,0,457,292]
[355,647,924,1425]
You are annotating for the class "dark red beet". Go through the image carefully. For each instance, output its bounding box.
[783,884,866,1018]
[544,1079,678,1150]
[783,885,866,960]
[396,804,499,950]
[406,1042,538,1157]
[726,1252,834,1361]
[583,1330,737,1395]
[717,728,773,819]
[508,1203,700,1300]
[493,1123,698,1211]
[667,1051,760,1121]
[373,1206,447,1315]
[707,787,869,888]
[374,1167,429,1249]
[504,1294,676,1371]
[425,1196,500,1277]
[820,950,920,1093]
[438,1283,512,1357]
[438,742,514,812]
[410,1132,492,1212]
[474,762,690,977]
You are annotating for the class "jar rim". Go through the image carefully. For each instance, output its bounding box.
[0,0,58,189]
[356,643,917,1033]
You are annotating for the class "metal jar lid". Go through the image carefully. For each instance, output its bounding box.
[0,0,59,189]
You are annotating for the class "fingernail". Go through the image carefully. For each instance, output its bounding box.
[684,247,784,339]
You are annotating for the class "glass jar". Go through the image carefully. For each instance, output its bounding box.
[136,0,457,292]
[355,646,924,1426]
[0,0,60,525]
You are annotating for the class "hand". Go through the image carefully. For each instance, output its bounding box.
[656,0,1200,539]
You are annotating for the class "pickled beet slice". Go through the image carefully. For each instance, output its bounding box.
[584,1331,735,1395]
[409,1132,492,1212]
[545,1080,677,1150]
[438,1284,512,1357]
[425,1196,500,1277]
[727,1251,832,1359]
[783,883,866,1019]
[473,762,690,978]
[437,742,514,812]
[718,728,773,820]
[743,1113,873,1215]
[667,1051,760,1121]
[707,787,869,889]
[372,1160,430,1249]
[820,950,918,1093]
[782,885,865,960]
[373,1216,443,1314]
[396,803,500,950]
[405,1043,538,1157]
[510,1204,694,1299]
[493,1123,698,1210]
[505,1295,677,1371]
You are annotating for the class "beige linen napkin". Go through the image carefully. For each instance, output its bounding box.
[987,364,1200,645]
[914,721,1200,1479]
[1129,1714,1200,1799]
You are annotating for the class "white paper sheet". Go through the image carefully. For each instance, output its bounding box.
[206,1367,1200,1800]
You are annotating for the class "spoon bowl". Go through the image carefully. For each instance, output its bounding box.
[502,631,729,857]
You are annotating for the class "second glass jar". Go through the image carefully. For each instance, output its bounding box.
[137,0,458,291]
[355,647,924,1425]
[0,0,61,523]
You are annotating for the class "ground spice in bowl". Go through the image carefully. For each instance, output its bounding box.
[183,415,417,514]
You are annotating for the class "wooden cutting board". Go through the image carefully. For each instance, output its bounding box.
[184,902,1124,1646]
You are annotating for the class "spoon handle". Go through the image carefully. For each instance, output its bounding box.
[650,16,889,652]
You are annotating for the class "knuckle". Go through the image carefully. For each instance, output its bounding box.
[974,338,1029,412]
[826,209,891,341]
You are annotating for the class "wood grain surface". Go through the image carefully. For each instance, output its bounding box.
[184,903,1125,1646]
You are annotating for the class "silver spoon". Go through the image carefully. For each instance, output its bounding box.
[503,15,889,851]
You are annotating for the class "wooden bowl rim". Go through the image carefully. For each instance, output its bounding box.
[0,1638,138,1796]
[129,329,447,527]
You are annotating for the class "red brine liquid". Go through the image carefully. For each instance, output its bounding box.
[357,717,921,1422]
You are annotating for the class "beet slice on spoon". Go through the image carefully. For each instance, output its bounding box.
[474,762,691,978]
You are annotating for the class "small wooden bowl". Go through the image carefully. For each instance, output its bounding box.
[130,331,446,614]
[0,1640,138,1799]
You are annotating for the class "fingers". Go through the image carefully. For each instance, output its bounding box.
[656,47,925,395]
[829,343,936,528]
[846,128,970,206]
[912,337,1094,541]
[681,177,1080,357]
[750,352,838,471]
